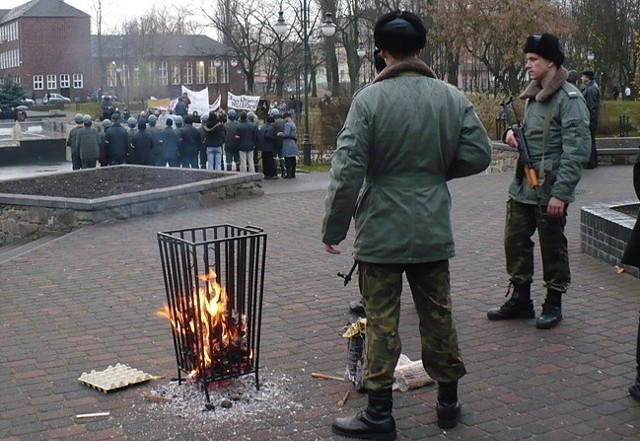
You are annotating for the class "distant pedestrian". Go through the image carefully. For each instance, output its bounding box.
[257,116,278,178]
[278,112,298,178]
[104,114,128,165]
[224,109,240,171]
[177,115,202,168]
[203,111,226,170]
[612,86,620,101]
[67,113,84,170]
[75,115,100,169]
[129,121,153,165]
[236,111,258,173]
[580,70,600,169]
[160,118,180,167]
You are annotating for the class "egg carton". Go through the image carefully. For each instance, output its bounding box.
[78,363,154,393]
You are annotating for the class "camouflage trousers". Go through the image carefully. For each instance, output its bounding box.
[504,199,570,292]
[358,260,466,391]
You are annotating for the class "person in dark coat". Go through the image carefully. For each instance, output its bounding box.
[75,115,100,169]
[160,118,180,167]
[581,70,600,169]
[98,119,111,167]
[146,114,164,166]
[174,97,188,118]
[224,109,241,171]
[104,114,129,165]
[203,111,226,170]
[130,122,153,165]
[257,116,278,178]
[622,151,640,402]
[178,115,203,168]
[236,111,258,172]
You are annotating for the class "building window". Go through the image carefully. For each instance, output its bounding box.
[46,74,56,90]
[33,75,43,90]
[184,62,193,85]
[106,63,116,87]
[196,60,205,84]
[170,62,181,85]
[60,74,70,88]
[159,61,168,85]
[147,62,156,85]
[221,61,229,84]
[73,74,83,89]
[208,60,218,84]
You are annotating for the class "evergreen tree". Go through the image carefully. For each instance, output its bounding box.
[0,80,25,110]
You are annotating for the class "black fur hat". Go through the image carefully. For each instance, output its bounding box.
[523,33,564,66]
[374,10,426,54]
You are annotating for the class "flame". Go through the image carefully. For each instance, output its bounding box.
[156,269,250,379]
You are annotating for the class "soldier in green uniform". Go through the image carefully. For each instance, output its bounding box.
[322,10,492,439]
[486,34,591,330]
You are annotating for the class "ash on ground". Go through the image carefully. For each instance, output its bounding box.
[145,371,302,423]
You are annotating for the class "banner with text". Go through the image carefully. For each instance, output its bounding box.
[227,92,261,111]
[181,85,210,117]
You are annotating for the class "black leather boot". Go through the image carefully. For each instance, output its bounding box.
[487,283,535,320]
[332,389,396,440]
[629,376,640,402]
[536,289,563,329]
[436,381,461,429]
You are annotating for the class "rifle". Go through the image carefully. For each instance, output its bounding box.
[501,98,545,218]
[510,124,539,189]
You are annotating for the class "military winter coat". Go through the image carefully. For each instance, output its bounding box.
[509,67,591,205]
[322,58,492,264]
[75,126,99,161]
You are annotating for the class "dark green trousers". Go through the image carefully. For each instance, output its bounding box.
[504,199,570,292]
[358,260,466,391]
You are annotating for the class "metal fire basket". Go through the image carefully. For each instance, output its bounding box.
[157,224,266,401]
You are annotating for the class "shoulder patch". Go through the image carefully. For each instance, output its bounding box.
[561,83,582,98]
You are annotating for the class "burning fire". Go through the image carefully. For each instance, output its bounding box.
[156,269,250,379]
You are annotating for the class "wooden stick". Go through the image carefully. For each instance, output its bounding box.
[311,372,347,382]
[75,412,110,419]
[338,390,351,408]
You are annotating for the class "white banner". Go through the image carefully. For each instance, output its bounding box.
[210,95,221,112]
[227,92,261,111]
[181,85,210,118]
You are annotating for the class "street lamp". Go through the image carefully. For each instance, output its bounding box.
[586,50,595,69]
[274,9,335,166]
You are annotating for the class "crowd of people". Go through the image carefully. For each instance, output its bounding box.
[66,102,299,177]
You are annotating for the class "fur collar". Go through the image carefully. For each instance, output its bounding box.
[372,58,438,84]
[519,67,569,102]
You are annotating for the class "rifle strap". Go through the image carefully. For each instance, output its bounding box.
[524,99,553,185]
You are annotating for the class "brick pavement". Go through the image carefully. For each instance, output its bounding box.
[0,166,639,440]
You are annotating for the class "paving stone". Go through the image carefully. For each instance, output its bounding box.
[1,169,639,440]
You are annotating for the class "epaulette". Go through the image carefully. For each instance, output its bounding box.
[560,83,582,99]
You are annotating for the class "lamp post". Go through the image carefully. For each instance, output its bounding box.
[274,9,335,166]
[356,43,366,89]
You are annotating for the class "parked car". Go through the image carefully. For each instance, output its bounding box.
[20,98,34,107]
[43,93,71,104]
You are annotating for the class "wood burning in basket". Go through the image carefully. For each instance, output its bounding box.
[156,224,266,402]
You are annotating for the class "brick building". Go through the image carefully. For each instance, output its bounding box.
[0,0,92,102]
[0,0,241,106]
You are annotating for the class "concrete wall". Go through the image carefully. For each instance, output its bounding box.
[0,175,263,246]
